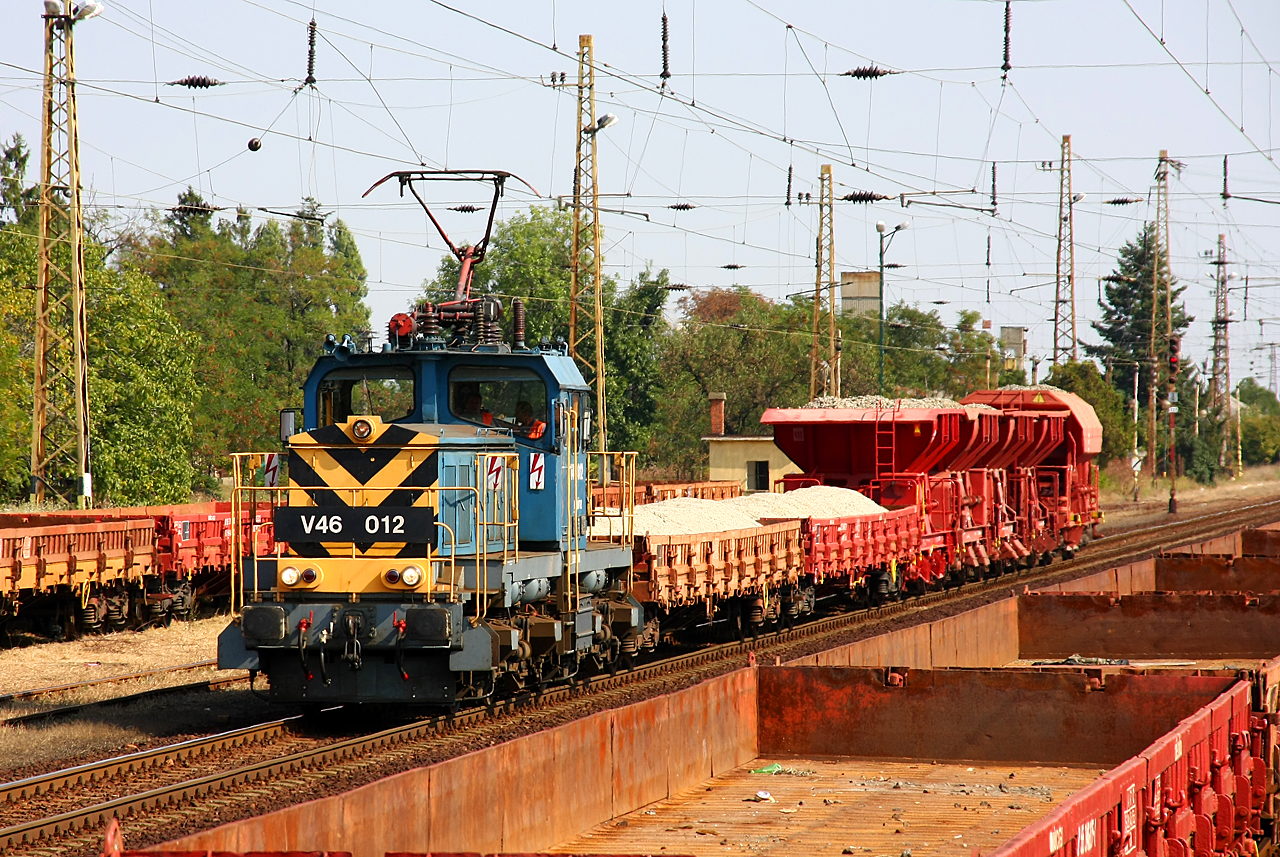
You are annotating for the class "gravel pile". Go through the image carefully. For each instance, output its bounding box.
[803,395,963,409]
[600,485,891,538]
[999,384,1067,393]
[963,402,1000,411]
[609,497,763,537]
[723,485,885,520]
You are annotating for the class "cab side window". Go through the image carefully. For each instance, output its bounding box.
[318,366,416,425]
[449,366,548,440]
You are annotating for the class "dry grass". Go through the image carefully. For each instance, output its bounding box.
[0,615,231,696]
[0,686,270,775]
[0,719,149,771]
[1098,462,1280,534]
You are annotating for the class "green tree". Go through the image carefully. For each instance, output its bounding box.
[0,133,37,228]
[1043,360,1130,467]
[1237,377,1279,415]
[0,136,197,503]
[1241,412,1280,465]
[653,288,811,476]
[424,205,572,344]
[1238,378,1280,466]
[879,303,949,394]
[422,205,668,458]
[86,258,197,505]
[604,267,668,455]
[1085,222,1191,403]
[121,190,370,480]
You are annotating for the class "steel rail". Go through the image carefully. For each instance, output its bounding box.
[2,500,1277,852]
[0,717,298,805]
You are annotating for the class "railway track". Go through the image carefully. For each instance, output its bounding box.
[2,499,1276,857]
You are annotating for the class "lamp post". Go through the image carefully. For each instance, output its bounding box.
[877,219,910,396]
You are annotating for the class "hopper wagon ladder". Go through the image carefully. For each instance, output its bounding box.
[875,408,898,476]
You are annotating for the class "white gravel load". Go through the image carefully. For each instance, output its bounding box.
[609,497,763,537]
[997,384,1067,393]
[724,485,886,520]
[803,395,963,409]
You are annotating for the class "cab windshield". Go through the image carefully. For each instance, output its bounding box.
[318,366,416,425]
[449,365,548,438]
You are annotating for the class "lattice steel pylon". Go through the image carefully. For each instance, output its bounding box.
[1208,231,1228,475]
[31,0,94,507]
[568,34,607,454]
[808,164,835,399]
[1052,134,1077,364]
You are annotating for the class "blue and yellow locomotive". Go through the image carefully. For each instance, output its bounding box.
[218,171,644,706]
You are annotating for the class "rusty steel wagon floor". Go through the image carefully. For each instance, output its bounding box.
[551,757,1102,857]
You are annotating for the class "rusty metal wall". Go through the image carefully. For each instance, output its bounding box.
[1168,531,1241,556]
[1018,593,1280,659]
[929,598,1018,666]
[1155,555,1280,591]
[159,670,756,857]
[757,666,1235,766]
[1031,559,1155,595]
[995,680,1263,857]
[786,599,1017,670]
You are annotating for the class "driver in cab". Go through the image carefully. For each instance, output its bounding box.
[513,400,546,439]
[459,388,493,426]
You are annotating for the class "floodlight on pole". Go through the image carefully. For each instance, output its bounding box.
[586,112,618,135]
[72,1,104,19]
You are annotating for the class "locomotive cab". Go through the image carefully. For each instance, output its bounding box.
[220,340,641,707]
[218,169,641,707]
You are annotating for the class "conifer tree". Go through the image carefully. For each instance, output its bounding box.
[1085,222,1191,402]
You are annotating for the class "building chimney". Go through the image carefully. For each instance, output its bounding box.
[709,392,726,436]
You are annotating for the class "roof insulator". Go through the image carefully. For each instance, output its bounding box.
[167,75,224,89]
[840,66,897,80]
[841,190,892,203]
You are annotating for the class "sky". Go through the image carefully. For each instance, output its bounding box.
[3,0,1280,390]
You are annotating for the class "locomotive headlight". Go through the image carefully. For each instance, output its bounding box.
[352,418,374,440]
[400,565,423,586]
[301,567,318,584]
[384,568,401,584]
[280,566,301,586]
